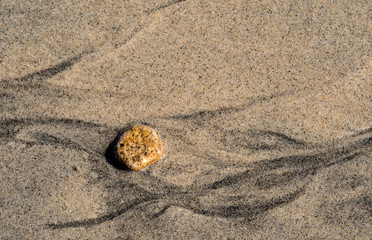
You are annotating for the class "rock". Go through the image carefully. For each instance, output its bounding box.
[116,125,163,171]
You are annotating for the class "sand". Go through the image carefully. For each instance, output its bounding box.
[1,0,371,239]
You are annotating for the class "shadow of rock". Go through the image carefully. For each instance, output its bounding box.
[104,134,127,170]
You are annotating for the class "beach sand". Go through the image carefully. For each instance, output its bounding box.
[1,0,371,239]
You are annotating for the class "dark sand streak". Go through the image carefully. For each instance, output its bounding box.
[2,112,370,230]
[1,52,91,84]
[43,123,370,228]
[145,0,188,14]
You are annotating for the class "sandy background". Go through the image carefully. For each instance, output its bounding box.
[1,0,371,239]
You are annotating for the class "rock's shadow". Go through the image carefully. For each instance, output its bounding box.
[104,134,127,170]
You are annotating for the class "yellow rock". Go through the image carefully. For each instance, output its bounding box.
[116,125,163,171]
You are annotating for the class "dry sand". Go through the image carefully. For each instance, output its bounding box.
[1,0,371,239]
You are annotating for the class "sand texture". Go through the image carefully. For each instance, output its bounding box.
[1,0,371,239]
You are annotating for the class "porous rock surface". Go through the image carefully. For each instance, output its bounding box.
[116,125,163,171]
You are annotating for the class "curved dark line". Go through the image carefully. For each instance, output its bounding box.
[151,205,172,219]
[170,186,307,220]
[259,130,307,145]
[0,117,108,140]
[349,127,372,137]
[206,150,362,191]
[47,196,157,229]
[0,117,106,129]
[146,0,188,14]
[1,51,91,83]
[15,137,103,158]
[160,90,294,122]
